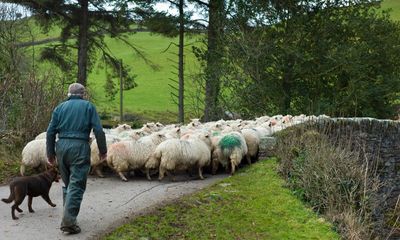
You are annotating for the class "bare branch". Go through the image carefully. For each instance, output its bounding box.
[189,0,209,8]
[161,42,179,53]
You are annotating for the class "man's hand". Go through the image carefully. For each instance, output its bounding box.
[47,156,56,167]
[99,153,107,163]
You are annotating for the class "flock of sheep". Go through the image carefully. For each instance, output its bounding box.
[20,114,329,181]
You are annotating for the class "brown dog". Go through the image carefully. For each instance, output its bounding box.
[1,167,59,220]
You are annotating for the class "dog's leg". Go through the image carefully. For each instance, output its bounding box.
[11,205,19,220]
[28,196,35,213]
[11,187,25,220]
[41,194,56,207]
[11,198,23,220]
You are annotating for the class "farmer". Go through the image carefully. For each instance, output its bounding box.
[46,83,107,234]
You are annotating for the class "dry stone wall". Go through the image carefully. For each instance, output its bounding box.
[305,118,399,239]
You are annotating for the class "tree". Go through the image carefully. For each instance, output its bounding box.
[135,0,202,123]
[0,4,65,139]
[132,0,227,121]
[6,0,138,88]
[220,0,400,119]
[188,0,226,121]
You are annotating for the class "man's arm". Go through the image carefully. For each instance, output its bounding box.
[46,109,59,165]
[90,104,107,156]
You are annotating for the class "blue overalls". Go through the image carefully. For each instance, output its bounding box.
[46,95,107,228]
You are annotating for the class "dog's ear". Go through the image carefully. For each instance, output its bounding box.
[48,165,58,174]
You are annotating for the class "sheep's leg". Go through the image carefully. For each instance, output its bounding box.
[118,172,128,182]
[158,167,166,181]
[186,168,193,178]
[253,146,260,162]
[246,154,252,165]
[94,166,105,178]
[211,160,219,175]
[230,160,236,175]
[170,170,176,182]
[146,168,152,181]
[198,167,204,180]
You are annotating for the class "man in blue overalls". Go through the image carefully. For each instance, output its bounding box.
[46,83,107,234]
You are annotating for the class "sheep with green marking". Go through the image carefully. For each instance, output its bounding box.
[211,132,248,175]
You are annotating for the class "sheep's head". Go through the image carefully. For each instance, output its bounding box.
[117,123,132,132]
[155,122,164,129]
[154,133,167,144]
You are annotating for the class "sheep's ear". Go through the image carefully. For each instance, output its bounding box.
[205,134,210,138]
[176,128,181,133]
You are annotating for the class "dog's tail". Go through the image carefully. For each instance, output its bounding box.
[2,185,15,204]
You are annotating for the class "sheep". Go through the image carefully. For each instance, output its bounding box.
[241,128,261,164]
[90,134,121,177]
[140,122,164,134]
[111,123,132,135]
[117,129,144,141]
[34,132,47,140]
[159,127,181,139]
[107,132,166,181]
[34,132,60,141]
[211,132,248,175]
[20,139,47,176]
[151,132,212,181]
[187,118,202,129]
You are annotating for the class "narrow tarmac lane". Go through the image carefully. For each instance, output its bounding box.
[0,174,227,240]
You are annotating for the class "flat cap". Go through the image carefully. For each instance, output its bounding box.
[68,83,85,96]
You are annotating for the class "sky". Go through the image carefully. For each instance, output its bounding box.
[0,2,207,21]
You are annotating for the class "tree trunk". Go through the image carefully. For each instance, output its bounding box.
[203,0,224,122]
[282,57,294,114]
[178,0,185,123]
[77,0,89,85]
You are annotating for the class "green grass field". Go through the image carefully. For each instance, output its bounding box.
[87,32,203,120]
[382,0,400,20]
[30,30,203,123]
[105,159,340,240]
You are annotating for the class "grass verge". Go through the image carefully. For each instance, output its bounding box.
[0,143,22,185]
[104,159,339,240]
